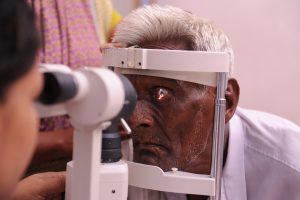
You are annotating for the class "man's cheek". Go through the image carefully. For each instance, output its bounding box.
[179,113,213,165]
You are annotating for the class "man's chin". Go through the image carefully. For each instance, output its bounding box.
[134,150,172,172]
[133,142,171,170]
[135,152,160,166]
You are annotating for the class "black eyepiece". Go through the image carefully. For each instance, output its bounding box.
[38,72,78,105]
[101,75,137,163]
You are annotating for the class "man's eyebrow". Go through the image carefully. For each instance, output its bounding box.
[155,78,183,89]
[175,79,208,94]
[151,78,186,91]
[175,80,184,86]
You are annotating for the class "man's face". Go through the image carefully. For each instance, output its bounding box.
[126,74,216,174]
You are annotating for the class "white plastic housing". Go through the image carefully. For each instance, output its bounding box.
[65,67,125,127]
[99,161,128,199]
[66,160,128,200]
[102,48,229,86]
[102,48,229,72]
[36,66,125,125]
[127,161,215,196]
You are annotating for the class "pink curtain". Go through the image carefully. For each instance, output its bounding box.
[28,0,102,131]
[28,0,101,69]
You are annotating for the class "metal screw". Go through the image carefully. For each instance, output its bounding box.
[171,167,178,173]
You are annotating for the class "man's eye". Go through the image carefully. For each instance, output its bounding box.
[152,87,173,104]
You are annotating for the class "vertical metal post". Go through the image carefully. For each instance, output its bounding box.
[210,72,228,200]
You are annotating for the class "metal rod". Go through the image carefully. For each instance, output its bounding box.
[210,72,228,200]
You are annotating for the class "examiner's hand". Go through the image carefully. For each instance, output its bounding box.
[100,42,126,53]
[11,172,65,200]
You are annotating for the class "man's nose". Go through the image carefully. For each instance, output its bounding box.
[128,100,154,129]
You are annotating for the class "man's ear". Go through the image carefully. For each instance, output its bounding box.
[225,78,240,123]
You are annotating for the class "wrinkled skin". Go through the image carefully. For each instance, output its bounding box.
[127,74,216,174]
[126,42,239,200]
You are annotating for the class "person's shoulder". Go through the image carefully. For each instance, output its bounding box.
[233,107,300,172]
[235,107,300,132]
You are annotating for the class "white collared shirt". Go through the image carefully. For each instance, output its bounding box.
[128,107,300,200]
[222,107,300,200]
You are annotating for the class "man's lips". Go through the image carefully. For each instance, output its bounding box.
[134,142,169,165]
[135,141,169,152]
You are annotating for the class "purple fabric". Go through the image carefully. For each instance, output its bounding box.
[28,0,102,131]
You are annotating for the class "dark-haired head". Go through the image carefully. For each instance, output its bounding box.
[0,0,40,101]
[0,1,42,196]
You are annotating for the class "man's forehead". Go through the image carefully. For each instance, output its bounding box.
[125,74,201,89]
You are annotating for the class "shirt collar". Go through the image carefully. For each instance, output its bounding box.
[221,112,247,200]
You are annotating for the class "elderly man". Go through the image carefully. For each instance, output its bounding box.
[112,5,300,200]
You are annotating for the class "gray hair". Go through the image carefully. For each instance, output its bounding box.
[113,4,234,75]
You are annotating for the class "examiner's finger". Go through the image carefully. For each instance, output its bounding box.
[30,171,66,195]
[12,172,66,200]
[100,43,125,53]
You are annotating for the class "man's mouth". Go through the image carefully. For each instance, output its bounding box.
[134,142,169,166]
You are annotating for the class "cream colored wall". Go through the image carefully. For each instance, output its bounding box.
[111,0,136,16]
[111,0,300,125]
[157,0,300,125]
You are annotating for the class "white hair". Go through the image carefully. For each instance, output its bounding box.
[113,5,234,75]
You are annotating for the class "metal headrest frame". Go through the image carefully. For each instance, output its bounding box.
[103,47,229,200]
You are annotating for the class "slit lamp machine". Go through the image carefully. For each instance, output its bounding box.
[36,47,229,200]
